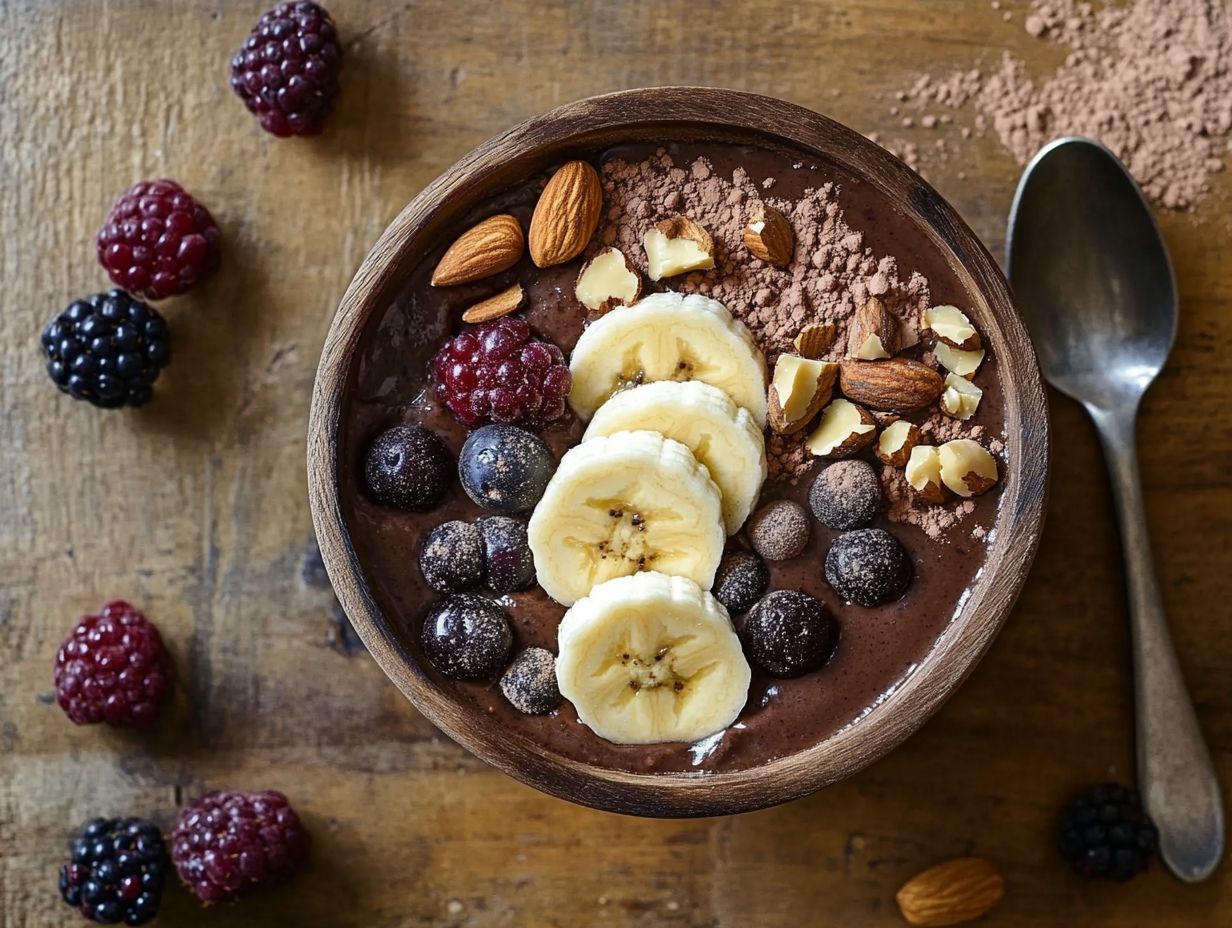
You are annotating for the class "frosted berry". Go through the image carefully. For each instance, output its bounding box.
[42,291,171,408]
[230,2,342,137]
[433,317,572,428]
[171,790,309,902]
[97,181,220,299]
[53,601,170,728]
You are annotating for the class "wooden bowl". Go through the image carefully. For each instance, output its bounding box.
[308,88,1049,817]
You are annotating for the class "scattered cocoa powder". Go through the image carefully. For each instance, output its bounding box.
[886,0,1232,210]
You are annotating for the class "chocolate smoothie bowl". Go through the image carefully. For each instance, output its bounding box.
[308,88,1048,816]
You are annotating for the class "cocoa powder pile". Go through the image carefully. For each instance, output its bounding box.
[595,151,985,539]
[886,0,1232,210]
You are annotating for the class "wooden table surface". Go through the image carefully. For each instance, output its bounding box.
[3,2,1230,925]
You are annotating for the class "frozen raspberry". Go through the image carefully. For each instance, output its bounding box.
[171,790,309,902]
[97,180,221,299]
[60,817,168,925]
[432,317,572,428]
[230,2,342,137]
[53,601,170,728]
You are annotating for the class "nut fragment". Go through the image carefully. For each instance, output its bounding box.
[934,342,985,379]
[793,322,837,359]
[528,160,603,268]
[905,445,947,504]
[922,305,981,351]
[876,419,921,467]
[938,439,999,498]
[431,214,524,286]
[461,282,525,324]
[838,359,944,411]
[768,355,837,434]
[940,373,983,420]
[643,215,715,280]
[848,297,900,360]
[575,247,641,315]
[743,204,794,267]
[804,398,876,458]
[896,857,1005,927]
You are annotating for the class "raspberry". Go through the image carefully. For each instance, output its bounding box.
[171,790,309,902]
[59,817,167,925]
[230,2,342,137]
[432,317,572,428]
[1059,783,1158,880]
[53,602,170,728]
[42,291,171,409]
[97,181,220,300]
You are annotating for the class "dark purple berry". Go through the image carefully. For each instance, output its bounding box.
[477,516,534,593]
[713,550,769,616]
[740,590,838,677]
[60,817,167,925]
[499,647,561,715]
[809,459,882,530]
[1059,783,1158,881]
[458,424,555,514]
[421,594,512,680]
[363,425,452,512]
[419,521,483,592]
[824,528,912,607]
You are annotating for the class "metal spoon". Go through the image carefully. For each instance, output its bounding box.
[1006,136,1223,881]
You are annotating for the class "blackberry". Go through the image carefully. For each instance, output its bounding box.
[59,817,167,925]
[171,789,309,902]
[42,291,170,409]
[1059,783,1158,881]
[97,180,221,299]
[230,2,343,137]
[53,601,171,728]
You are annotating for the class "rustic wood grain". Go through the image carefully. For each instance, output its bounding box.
[2,1,1230,925]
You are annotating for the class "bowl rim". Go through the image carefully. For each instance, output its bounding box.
[307,86,1050,818]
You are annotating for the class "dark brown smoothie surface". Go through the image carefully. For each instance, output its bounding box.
[337,140,1005,774]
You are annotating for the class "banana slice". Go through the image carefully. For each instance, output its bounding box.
[527,430,724,606]
[568,291,768,426]
[582,380,766,535]
[556,571,751,745]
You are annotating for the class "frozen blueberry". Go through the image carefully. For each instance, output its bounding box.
[499,647,561,715]
[809,460,882,530]
[477,516,535,593]
[420,594,512,680]
[741,590,838,677]
[825,528,913,607]
[746,499,811,561]
[363,424,452,511]
[458,424,555,514]
[419,520,484,592]
[713,550,769,616]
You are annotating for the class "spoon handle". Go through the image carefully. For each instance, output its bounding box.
[1090,405,1224,881]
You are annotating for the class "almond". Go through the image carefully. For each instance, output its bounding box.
[847,296,900,360]
[876,419,921,467]
[896,857,1004,927]
[922,304,981,351]
[431,214,524,287]
[767,355,837,434]
[575,247,641,316]
[905,445,949,504]
[938,439,999,498]
[934,342,985,379]
[793,322,837,359]
[743,204,794,267]
[838,359,944,411]
[461,282,525,324]
[804,398,877,458]
[528,160,603,268]
[643,215,715,280]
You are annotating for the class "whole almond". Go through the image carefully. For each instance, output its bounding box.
[847,296,901,359]
[743,204,794,267]
[793,322,837,359]
[896,857,1004,927]
[431,214,524,287]
[461,282,525,324]
[839,358,944,411]
[529,160,603,268]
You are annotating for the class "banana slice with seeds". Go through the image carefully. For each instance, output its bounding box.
[556,571,751,745]
[582,380,766,535]
[527,430,724,606]
[567,291,768,426]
